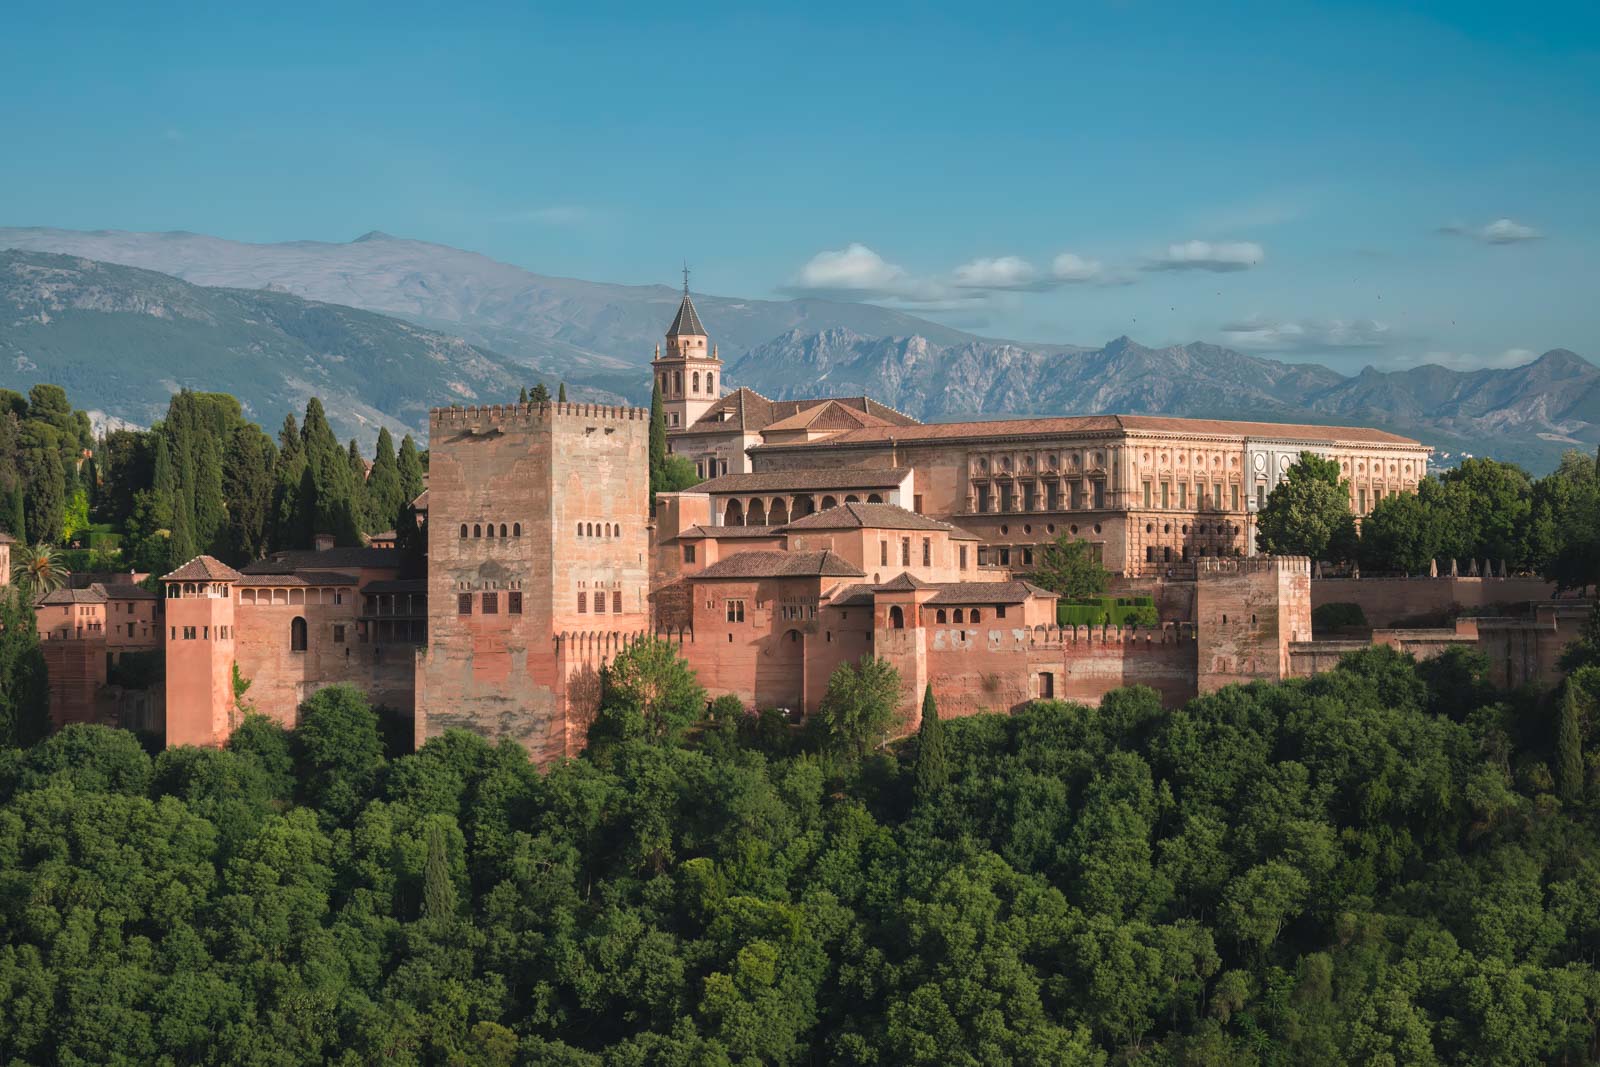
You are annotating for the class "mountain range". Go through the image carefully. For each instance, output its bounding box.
[0,227,1595,471]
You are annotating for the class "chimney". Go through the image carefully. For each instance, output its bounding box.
[313,533,335,552]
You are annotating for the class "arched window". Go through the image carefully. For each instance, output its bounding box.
[290,616,307,652]
[576,522,583,537]
[674,371,682,393]
[486,524,494,539]
[587,523,595,536]
[889,605,905,629]
[953,608,965,623]
[844,494,860,503]
[459,524,468,538]
[867,493,883,503]
[821,495,837,509]
[725,500,744,526]
[707,373,715,393]
[500,524,508,538]
[748,500,766,525]
[936,609,947,623]
[971,609,981,623]
[474,524,482,538]
[513,523,521,537]
[692,371,700,393]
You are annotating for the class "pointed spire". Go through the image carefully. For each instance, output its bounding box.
[667,261,707,338]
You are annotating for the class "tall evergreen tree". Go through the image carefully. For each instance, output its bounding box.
[558,382,567,402]
[366,427,404,532]
[422,822,457,922]
[397,434,425,505]
[20,441,64,546]
[272,414,308,550]
[299,399,360,545]
[1557,682,1586,805]
[518,386,528,405]
[193,429,228,554]
[0,589,49,748]
[528,383,551,405]
[346,438,371,533]
[914,684,949,801]
[224,424,277,562]
[649,378,668,495]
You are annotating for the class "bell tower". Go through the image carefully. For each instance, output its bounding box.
[651,266,722,431]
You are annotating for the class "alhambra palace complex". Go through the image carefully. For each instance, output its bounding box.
[4,287,1586,761]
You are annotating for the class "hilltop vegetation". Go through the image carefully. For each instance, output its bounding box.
[2,637,1599,1064]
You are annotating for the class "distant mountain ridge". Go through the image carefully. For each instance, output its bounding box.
[0,250,551,442]
[0,228,1595,471]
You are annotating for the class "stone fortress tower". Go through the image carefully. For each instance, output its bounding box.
[162,557,242,747]
[650,269,722,430]
[414,399,651,763]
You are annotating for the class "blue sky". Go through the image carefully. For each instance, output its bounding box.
[2,0,1596,371]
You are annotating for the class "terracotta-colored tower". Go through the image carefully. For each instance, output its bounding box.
[650,268,722,430]
[161,555,241,747]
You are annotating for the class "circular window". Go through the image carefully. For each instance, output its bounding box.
[1023,524,1032,534]
[1070,524,1079,534]
[1163,523,1171,534]
[1182,524,1190,534]
[1024,456,1033,470]
[1047,454,1058,469]
[1146,523,1155,533]
[1000,524,1009,535]
[1094,523,1102,534]
[977,458,988,472]
[1047,523,1056,533]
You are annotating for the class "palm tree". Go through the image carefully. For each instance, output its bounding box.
[10,542,70,598]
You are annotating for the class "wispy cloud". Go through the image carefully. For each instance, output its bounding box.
[497,205,592,226]
[1050,252,1108,284]
[1220,314,1392,352]
[952,255,1043,291]
[786,243,1132,308]
[1437,218,1542,244]
[790,243,917,299]
[1144,240,1264,273]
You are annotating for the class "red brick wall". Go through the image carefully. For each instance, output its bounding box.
[1310,576,1560,628]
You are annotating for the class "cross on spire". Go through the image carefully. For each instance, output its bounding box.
[682,262,691,295]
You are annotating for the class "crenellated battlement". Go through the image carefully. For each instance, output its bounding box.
[429,402,649,429]
[1029,622,1195,650]
[1197,555,1311,577]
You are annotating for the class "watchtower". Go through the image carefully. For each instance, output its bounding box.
[416,400,651,762]
[650,269,722,430]
[161,555,241,746]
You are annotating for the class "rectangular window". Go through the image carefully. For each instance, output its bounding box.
[976,484,991,512]
[183,626,196,640]
[1143,482,1153,508]
[458,593,472,615]
[333,624,346,643]
[613,590,622,614]
[127,623,135,637]
[1000,485,1014,512]
[880,540,889,566]
[1230,484,1240,511]
[1178,482,1188,508]
[1358,488,1367,512]
[1160,482,1170,509]
[1022,481,1037,511]
[900,538,911,566]
[720,460,728,475]
[1039,671,1055,699]
[997,604,1007,619]
[577,592,587,613]
[913,494,924,513]
[509,591,522,614]
[482,592,498,614]
[922,538,931,566]
[593,591,606,613]
[999,547,1011,566]
[1022,547,1034,566]
[1257,484,1267,508]
[726,599,745,623]
[1046,481,1061,509]
[683,544,696,563]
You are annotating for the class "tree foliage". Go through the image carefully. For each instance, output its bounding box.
[1256,451,1358,561]
[1032,534,1111,598]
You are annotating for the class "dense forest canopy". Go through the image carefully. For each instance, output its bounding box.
[1,633,1599,1064]
[0,383,427,572]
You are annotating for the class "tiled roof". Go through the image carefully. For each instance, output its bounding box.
[0,531,14,544]
[237,571,360,587]
[95,582,158,601]
[38,587,106,605]
[667,292,707,337]
[680,389,920,435]
[692,550,866,580]
[691,467,910,494]
[779,502,965,534]
[876,572,933,591]
[762,401,896,434]
[411,489,428,511]
[927,581,1055,605]
[824,583,877,607]
[750,413,1422,449]
[244,547,403,573]
[162,556,243,582]
[676,525,783,540]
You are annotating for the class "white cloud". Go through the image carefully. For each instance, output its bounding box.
[1438,218,1542,244]
[1050,252,1106,283]
[793,242,909,296]
[1145,240,1264,272]
[498,205,591,225]
[952,256,1042,290]
[1220,315,1393,351]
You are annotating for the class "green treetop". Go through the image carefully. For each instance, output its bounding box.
[1256,451,1358,561]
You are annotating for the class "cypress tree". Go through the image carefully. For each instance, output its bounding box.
[299,400,359,544]
[367,427,403,531]
[168,485,197,563]
[0,589,50,748]
[649,378,667,494]
[225,425,277,562]
[913,684,948,801]
[1557,682,1585,804]
[193,430,228,554]
[397,435,425,504]
[422,822,456,922]
[346,438,371,533]
[3,484,24,543]
[21,444,64,546]
[518,386,528,405]
[558,382,567,402]
[272,414,307,550]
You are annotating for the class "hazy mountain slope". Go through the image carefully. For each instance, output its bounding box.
[730,331,1599,472]
[0,251,550,441]
[0,227,1028,375]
